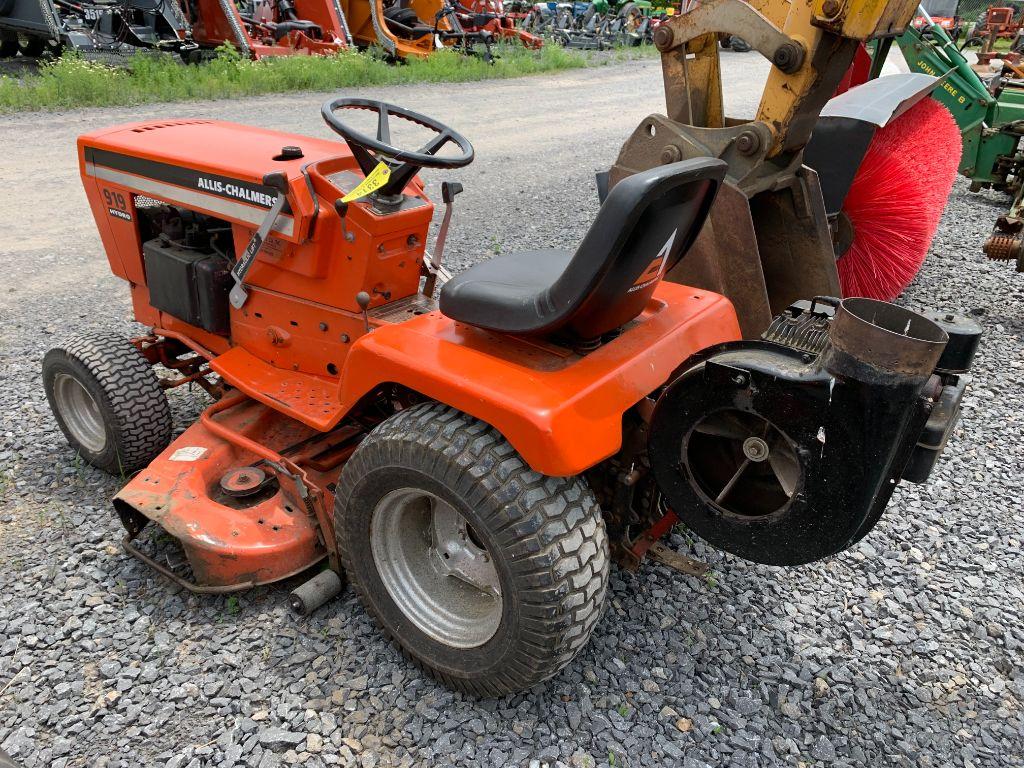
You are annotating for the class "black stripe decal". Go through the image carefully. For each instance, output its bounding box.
[84,147,293,215]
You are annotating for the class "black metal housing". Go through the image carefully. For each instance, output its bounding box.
[648,297,972,566]
[0,0,192,54]
[924,310,983,373]
[143,237,232,336]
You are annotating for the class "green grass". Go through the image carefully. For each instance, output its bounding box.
[0,43,657,114]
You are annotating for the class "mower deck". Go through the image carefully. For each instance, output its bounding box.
[115,394,343,588]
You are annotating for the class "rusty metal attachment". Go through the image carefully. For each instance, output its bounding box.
[825,297,949,380]
[620,507,709,577]
[984,232,1024,271]
[608,0,928,338]
[647,542,710,578]
[651,0,805,76]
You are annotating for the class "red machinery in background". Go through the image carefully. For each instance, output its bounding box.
[183,0,352,58]
[910,0,962,36]
[457,0,542,48]
[969,5,1022,44]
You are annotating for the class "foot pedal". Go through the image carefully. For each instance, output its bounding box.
[647,542,709,578]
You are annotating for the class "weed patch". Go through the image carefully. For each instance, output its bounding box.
[0,44,657,113]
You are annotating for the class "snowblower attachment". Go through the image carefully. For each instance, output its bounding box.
[649,296,978,566]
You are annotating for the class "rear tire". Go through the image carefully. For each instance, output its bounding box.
[43,332,173,475]
[335,403,609,696]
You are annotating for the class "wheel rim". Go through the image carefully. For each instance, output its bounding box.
[370,488,502,649]
[684,408,801,518]
[52,373,107,454]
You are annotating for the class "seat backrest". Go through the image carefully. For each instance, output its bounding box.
[546,157,726,341]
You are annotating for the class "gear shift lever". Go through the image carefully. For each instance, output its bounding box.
[424,181,463,297]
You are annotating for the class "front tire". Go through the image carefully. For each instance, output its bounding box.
[335,403,609,696]
[43,332,173,475]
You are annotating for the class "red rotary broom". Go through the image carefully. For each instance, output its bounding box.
[836,97,962,301]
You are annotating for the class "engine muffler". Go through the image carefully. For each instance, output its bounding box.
[648,297,974,566]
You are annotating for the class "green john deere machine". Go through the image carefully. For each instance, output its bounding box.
[873,6,1024,270]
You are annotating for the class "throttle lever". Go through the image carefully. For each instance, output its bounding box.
[423,181,463,296]
[230,172,289,309]
[334,198,355,242]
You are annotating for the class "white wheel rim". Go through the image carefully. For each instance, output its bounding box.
[53,372,107,454]
[370,488,502,649]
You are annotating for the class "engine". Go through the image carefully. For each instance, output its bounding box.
[137,203,236,336]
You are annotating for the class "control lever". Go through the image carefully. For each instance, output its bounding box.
[334,198,355,242]
[230,172,289,309]
[423,181,463,297]
[356,291,371,333]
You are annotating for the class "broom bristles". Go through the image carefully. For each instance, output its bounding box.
[838,98,962,301]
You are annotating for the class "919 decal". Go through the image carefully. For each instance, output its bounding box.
[103,188,132,222]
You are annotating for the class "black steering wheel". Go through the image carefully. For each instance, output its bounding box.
[321,97,474,199]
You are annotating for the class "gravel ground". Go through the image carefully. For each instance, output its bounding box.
[1,54,1023,768]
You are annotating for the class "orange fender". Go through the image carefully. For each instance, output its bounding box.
[338,282,741,476]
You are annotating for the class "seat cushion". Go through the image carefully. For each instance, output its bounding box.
[271,20,323,40]
[439,249,572,333]
[439,158,726,340]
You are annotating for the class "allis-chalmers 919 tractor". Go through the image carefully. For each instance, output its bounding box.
[46,0,979,695]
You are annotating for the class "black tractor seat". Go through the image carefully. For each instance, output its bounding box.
[269,19,323,40]
[439,158,727,343]
[384,5,436,38]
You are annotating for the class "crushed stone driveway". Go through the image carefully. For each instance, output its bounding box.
[0,53,1022,768]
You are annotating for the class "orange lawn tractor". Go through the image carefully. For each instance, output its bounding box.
[342,0,495,59]
[964,5,1024,48]
[49,96,976,695]
[455,0,543,48]
[182,0,352,59]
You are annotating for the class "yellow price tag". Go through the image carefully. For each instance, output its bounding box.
[341,161,392,203]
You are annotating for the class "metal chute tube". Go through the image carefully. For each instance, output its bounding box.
[824,297,948,383]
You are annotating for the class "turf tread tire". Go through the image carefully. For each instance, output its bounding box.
[335,402,609,696]
[43,332,172,475]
